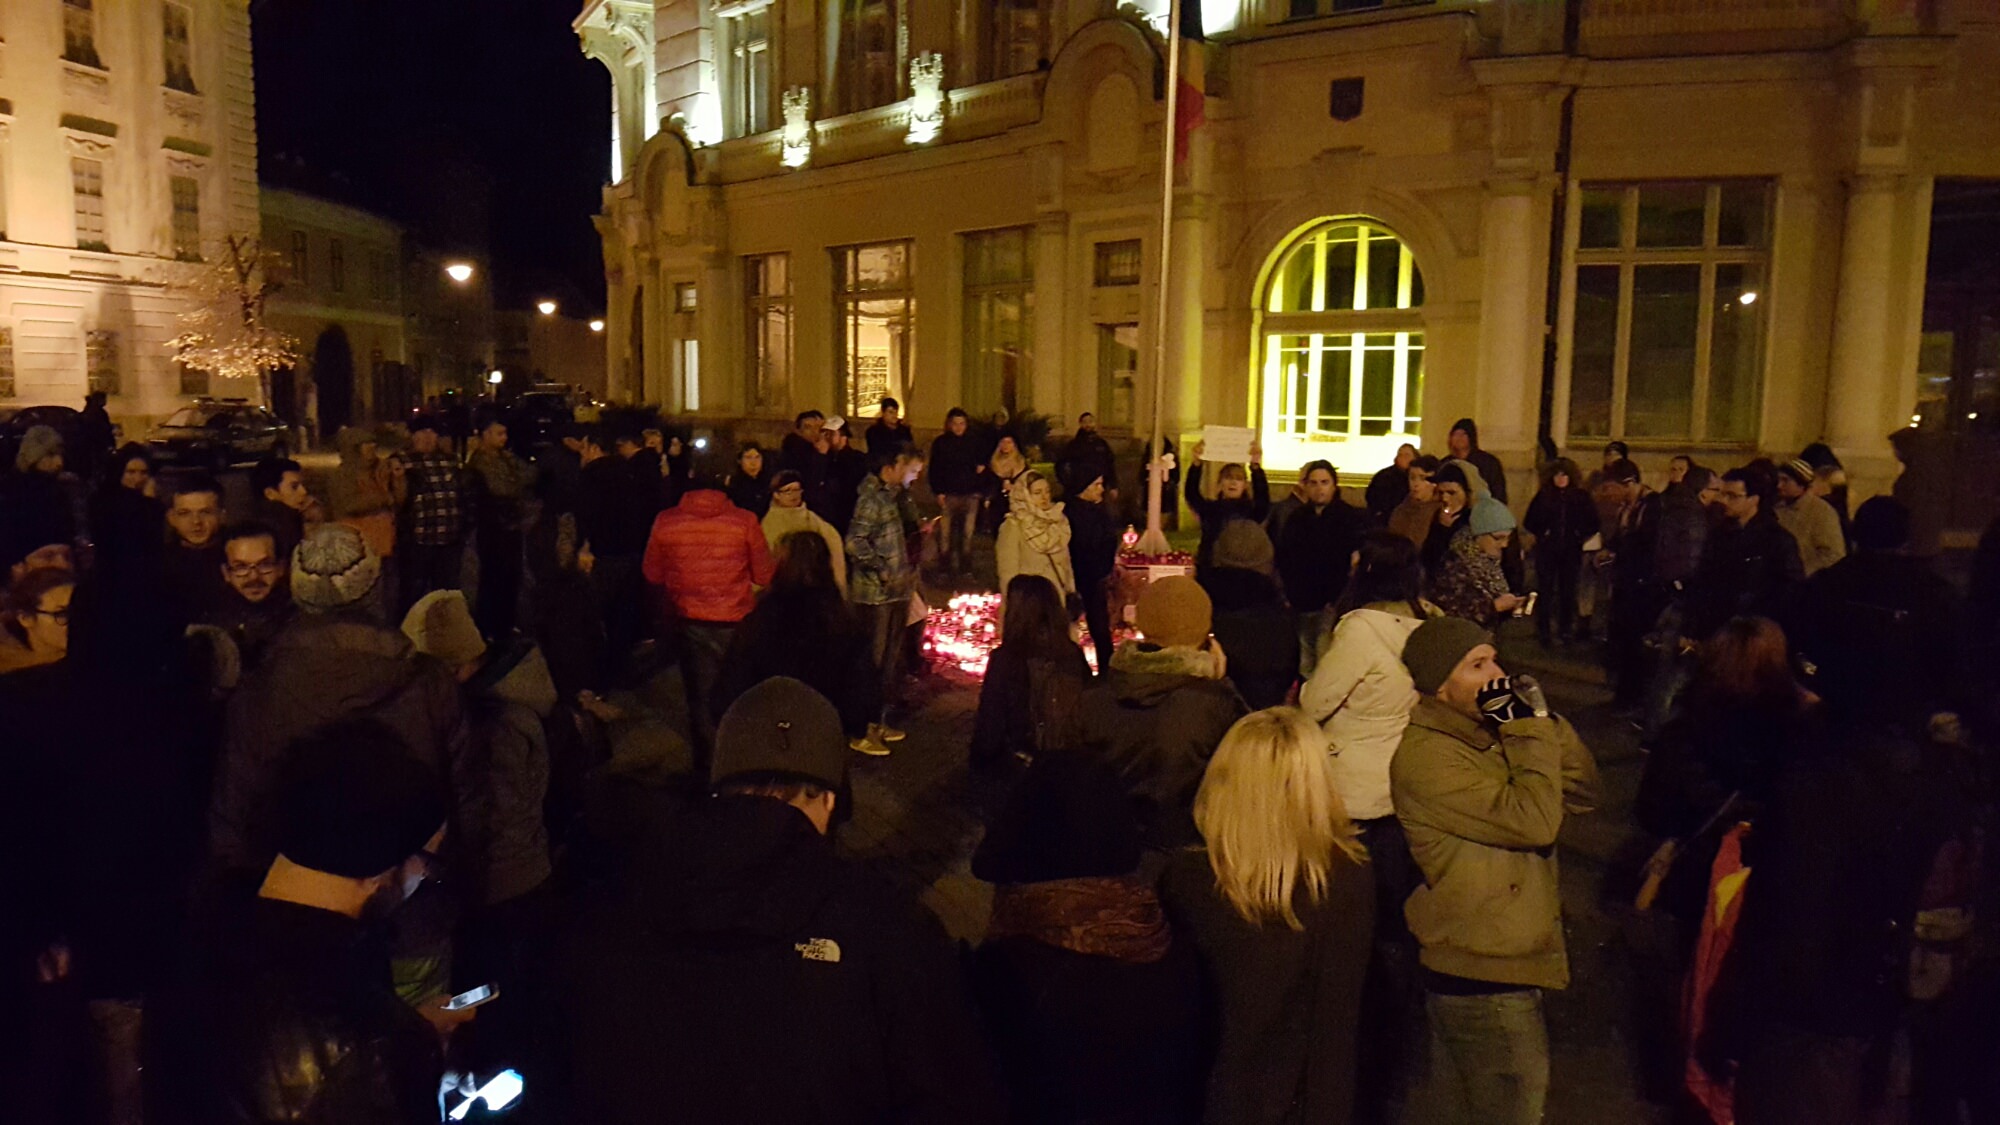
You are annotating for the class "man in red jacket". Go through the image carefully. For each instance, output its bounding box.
[643,451,776,770]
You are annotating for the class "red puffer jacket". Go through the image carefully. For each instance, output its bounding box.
[642,490,775,623]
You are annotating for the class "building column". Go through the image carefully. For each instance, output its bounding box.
[1032,214,1067,416]
[1475,177,1542,501]
[639,255,666,405]
[1825,173,1901,459]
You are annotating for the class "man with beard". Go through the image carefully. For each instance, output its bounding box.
[198,523,294,669]
[147,720,459,1125]
[162,475,229,625]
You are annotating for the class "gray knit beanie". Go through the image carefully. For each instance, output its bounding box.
[16,425,63,472]
[291,524,381,612]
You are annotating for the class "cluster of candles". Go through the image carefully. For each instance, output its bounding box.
[921,591,1142,679]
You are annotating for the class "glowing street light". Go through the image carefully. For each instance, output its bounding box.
[488,369,504,385]
[537,299,558,315]
[445,262,475,284]
[588,319,605,333]
[1738,291,1758,306]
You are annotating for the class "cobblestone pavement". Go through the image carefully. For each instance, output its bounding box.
[838,599,1666,1125]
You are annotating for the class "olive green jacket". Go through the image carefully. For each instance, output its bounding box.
[1391,697,1599,990]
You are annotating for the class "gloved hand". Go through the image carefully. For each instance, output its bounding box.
[1477,678,1529,724]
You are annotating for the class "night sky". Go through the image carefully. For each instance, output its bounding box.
[251,0,612,313]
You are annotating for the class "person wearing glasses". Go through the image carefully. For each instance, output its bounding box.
[198,523,295,670]
[1685,462,1805,644]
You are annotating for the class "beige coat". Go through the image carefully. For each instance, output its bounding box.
[1300,604,1426,821]
[761,505,847,594]
[1777,492,1847,576]
[1391,697,1599,990]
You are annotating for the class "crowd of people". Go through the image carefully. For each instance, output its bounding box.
[1,390,1997,1125]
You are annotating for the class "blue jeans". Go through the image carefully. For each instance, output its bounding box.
[1422,989,1548,1125]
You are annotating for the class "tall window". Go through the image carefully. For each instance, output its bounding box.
[0,327,15,398]
[289,230,308,284]
[178,361,209,396]
[963,227,1033,416]
[1261,219,1426,442]
[987,0,1048,80]
[72,158,107,250]
[170,175,200,260]
[1094,239,1142,287]
[64,0,102,68]
[725,6,772,137]
[86,329,120,395]
[329,238,345,293]
[745,253,792,409]
[163,2,198,93]
[1568,181,1770,443]
[1096,323,1138,427]
[834,241,914,417]
[836,0,901,113]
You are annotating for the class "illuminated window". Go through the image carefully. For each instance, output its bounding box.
[170,175,200,260]
[87,329,120,396]
[0,328,15,398]
[745,253,792,409]
[836,0,901,113]
[675,282,698,312]
[725,7,772,137]
[1568,181,1769,444]
[1096,323,1138,428]
[1094,240,1141,287]
[72,158,107,249]
[1261,219,1425,441]
[163,2,198,93]
[963,227,1033,416]
[834,241,914,417]
[64,0,102,68]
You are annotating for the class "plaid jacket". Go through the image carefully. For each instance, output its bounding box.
[401,450,466,546]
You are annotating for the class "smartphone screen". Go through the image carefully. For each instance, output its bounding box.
[443,984,496,1011]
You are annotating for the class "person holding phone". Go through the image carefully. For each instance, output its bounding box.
[147,719,455,1125]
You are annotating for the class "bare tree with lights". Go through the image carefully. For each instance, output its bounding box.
[169,233,299,408]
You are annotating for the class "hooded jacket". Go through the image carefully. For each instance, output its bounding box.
[1447,418,1508,504]
[1301,604,1427,821]
[1075,644,1247,849]
[212,614,467,873]
[326,428,399,558]
[642,489,775,624]
[552,795,1005,1125]
[1775,492,1847,577]
[1391,697,1599,990]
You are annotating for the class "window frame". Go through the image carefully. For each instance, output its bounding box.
[1095,322,1139,429]
[163,1,198,93]
[170,174,200,260]
[985,0,1050,82]
[744,252,793,411]
[329,237,346,293]
[0,327,15,399]
[1093,239,1142,288]
[72,157,107,250]
[836,0,904,114]
[64,0,104,69]
[1564,179,1771,446]
[832,239,916,418]
[721,3,774,138]
[962,226,1035,417]
[86,329,120,396]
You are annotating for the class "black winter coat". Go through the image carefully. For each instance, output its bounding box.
[1185,463,1271,573]
[1202,568,1300,711]
[1364,464,1409,524]
[928,430,988,496]
[972,642,1092,770]
[551,796,1005,1125]
[1164,848,1376,1125]
[1794,551,1963,723]
[2,470,78,570]
[1066,498,1119,589]
[576,455,651,556]
[1275,499,1370,613]
[1685,513,1804,639]
[1056,431,1118,493]
[714,588,880,739]
[1076,649,1247,849]
[146,897,441,1125]
[780,432,831,510]
[1523,485,1597,559]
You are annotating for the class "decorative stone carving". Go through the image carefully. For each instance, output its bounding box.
[62,132,116,158]
[62,62,111,103]
[163,88,205,131]
[907,52,945,145]
[781,86,813,168]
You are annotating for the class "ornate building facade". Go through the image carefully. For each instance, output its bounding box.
[0,0,259,429]
[582,0,1999,505]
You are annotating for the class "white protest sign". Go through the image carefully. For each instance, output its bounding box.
[1200,424,1256,465]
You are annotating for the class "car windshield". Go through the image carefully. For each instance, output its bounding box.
[163,407,220,428]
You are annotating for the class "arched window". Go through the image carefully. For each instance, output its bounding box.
[1258,220,1425,463]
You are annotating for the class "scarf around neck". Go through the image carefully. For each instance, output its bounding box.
[1011,498,1070,555]
[986,875,1173,963]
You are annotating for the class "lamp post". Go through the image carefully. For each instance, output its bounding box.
[537,299,558,315]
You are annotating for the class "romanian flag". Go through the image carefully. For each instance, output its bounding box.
[1174,0,1206,166]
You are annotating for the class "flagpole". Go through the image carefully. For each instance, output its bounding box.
[1138,0,1184,557]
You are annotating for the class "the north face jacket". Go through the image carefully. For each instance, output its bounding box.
[1391,697,1599,990]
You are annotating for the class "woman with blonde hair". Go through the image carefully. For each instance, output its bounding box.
[1164,707,1374,1125]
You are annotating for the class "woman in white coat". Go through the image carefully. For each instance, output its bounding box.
[996,469,1076,604]
[1298,528,1435,1120]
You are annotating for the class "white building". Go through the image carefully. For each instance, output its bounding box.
[0,0,258,430]
[579,0,2000,521]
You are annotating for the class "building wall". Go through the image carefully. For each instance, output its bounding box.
[0,0,259,431]
[260,185,407,431]
[584,0,2000,503]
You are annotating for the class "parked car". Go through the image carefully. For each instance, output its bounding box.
[147,399,290,470]
[0,405,85,474]
[507,387,577,455]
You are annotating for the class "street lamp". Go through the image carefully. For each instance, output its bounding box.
[588,319,605,333]
[488,369,504,385]
[537,299,558,315]
[445,262,475,284]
